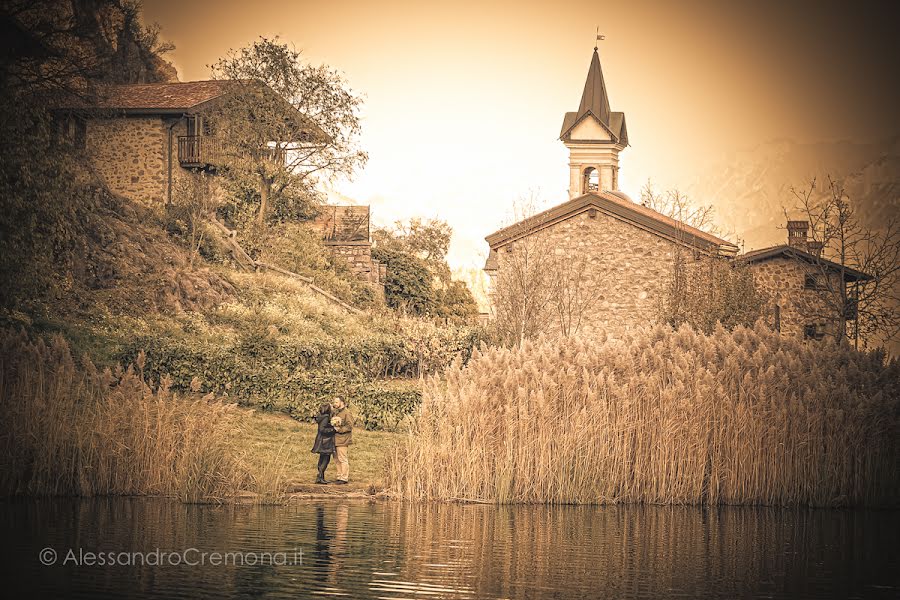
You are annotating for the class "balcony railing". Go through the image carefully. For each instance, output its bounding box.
[178,136,288,168]
[177,136,222,167]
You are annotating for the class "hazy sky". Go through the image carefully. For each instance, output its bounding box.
[144,0,900,268]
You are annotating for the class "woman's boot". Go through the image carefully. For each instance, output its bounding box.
[316,454,330,484]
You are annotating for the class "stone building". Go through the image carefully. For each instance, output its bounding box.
[53,80,324,204]
[484,46,870,341]
[741,222,871,340]
[309,205,385,288]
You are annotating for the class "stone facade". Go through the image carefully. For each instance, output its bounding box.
[749,256,843,339]
[489,207,699,336]
[85,116,169,203]
[83,114,203,205]
[326,241,386,287]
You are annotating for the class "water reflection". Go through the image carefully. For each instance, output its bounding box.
[2,498,897,599]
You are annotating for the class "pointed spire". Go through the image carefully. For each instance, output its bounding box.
[577,47,611,126]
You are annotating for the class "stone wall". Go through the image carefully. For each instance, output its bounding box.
[490,207,695,336]
[326,241,385,287]
[749,257,843,339]
[86,116,168,203]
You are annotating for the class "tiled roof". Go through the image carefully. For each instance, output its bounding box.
[485,191,737,255]
[739,245,872,281]
[63,80,234,112]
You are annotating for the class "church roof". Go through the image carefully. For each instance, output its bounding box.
[739,245,872,282]
[559,110,628,144]
[559,48,627,144]
[578,47,611,125]
[485,191,737,255]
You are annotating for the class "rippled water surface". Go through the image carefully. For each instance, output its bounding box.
[3,499,898,599]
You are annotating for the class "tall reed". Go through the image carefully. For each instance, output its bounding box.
[388,323,900,506]
[0,328,282,503]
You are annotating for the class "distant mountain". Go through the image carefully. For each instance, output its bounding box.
[686,137,900,251]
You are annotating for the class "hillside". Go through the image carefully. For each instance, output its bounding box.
[2,185,481,430]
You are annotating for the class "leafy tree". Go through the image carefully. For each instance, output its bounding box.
[0,0,173,311]
[374,218,479,320]
[372,247,434,316]
[208,37,367,227]
[373,218,452,283]
[434,281,479,322]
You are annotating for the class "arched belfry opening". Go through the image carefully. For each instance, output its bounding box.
[583,167,599,193]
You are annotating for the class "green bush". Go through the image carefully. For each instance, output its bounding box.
[372,246,434,315]
[123,333,421,431]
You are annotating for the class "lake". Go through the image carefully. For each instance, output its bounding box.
[3,499,898,599]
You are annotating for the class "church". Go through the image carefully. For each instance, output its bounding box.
[483,45,870,340]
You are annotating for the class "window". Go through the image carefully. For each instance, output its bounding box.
[186,115,202,137]
[803,323,825,341]
[583,167,599,192]
[804,273,825,290]
[774,304,781,332]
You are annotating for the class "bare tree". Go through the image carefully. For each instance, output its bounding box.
[787,177,900,348]
[640,180,719,233]
[490,196,602,344]
[550,253,600,338]
[170,172,221,269]
[658,250,766,333]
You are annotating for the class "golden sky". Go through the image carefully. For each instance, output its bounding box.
[144,0,900,268]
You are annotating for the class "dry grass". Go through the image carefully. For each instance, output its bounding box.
[388,323,900,507]
[0,329,287,503]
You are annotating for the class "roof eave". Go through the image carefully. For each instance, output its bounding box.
[740,246,873,281]
[485,192,730,252]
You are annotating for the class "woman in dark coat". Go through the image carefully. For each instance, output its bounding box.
[311,403,336,484]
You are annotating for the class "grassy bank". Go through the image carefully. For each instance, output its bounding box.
[236,407,400,491]
[0,328,401,503]
[388,324,900,507]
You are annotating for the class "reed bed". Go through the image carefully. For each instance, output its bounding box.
[0,328,286,503]
[388,323,900,507]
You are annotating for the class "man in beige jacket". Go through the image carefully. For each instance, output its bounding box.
[330,397,354,484]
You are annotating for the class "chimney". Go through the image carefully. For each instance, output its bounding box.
[787,220,809,251]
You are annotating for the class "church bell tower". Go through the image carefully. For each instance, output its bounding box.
[559,43,628,197]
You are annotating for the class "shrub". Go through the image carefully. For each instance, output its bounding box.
[117,327,429,430]
[372,246,434,315]
[388,323,900,507]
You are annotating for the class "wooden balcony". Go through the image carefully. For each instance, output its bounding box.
[178,135,288,168]
[177,135,222,168]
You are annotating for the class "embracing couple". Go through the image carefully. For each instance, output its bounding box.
[311,397,354,485]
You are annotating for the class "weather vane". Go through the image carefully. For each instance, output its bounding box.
[595,26,605,51]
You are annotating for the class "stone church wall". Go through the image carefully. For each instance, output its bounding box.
[493,208,695,336]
